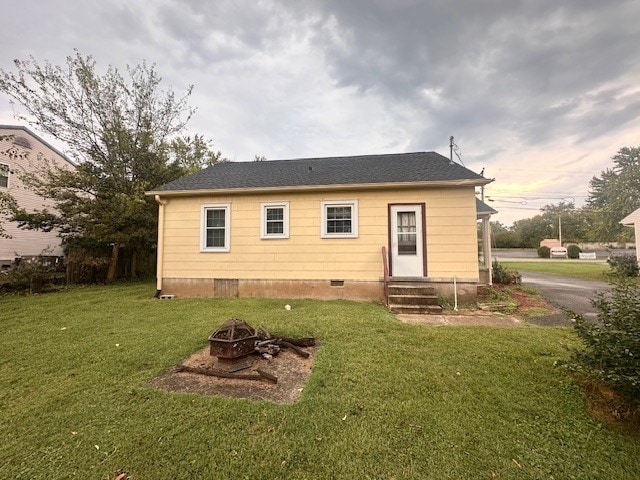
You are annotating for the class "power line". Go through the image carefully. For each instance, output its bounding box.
[492,167,598,174]
[489,205,547,211]
[485,191,590,197]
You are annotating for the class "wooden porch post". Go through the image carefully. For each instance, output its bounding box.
[482,217,492,285]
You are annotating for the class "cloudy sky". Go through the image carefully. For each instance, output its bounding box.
[2,0,639,225]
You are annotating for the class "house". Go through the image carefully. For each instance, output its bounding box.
[620,207,640,262]
[540,238,561,249]
[146,152,494,303]
[0,125,75,266]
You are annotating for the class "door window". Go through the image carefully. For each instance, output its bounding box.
[397,211,417,255]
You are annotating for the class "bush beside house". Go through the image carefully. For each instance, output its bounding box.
[562,280,640,405]
[607,254,640,277]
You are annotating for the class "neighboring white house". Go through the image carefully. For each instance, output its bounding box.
[0,125,74,266]
[620,207,640,262]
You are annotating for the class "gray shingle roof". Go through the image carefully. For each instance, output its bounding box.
[150,151,489,193]
[476,197,498,216]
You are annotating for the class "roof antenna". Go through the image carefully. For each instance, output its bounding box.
[449,136,454,164]
[449,136,466,167]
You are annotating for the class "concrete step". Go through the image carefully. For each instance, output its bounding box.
[388,304,443,314]
[386,281,442,314]
[388,294,440,306]
[387,284,437,296]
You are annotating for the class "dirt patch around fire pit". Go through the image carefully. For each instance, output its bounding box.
[149,346,317,404]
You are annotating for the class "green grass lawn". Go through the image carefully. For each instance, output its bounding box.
[502,261,610,281]
[1,282,639,479]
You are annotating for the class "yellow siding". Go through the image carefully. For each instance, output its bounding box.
[159,187,479,281]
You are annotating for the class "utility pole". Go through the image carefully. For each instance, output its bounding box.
[449,136,454,163]
[558,215,562,246]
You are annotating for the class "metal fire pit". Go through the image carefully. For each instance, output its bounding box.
[208,318,258,372]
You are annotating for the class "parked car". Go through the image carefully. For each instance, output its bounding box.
[550,246,568,258]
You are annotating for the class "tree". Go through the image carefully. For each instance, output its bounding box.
[167,134,226,175]
[0,191,18,239]
[490,221,523,248]
[510,202,589,247]
[539,202,590,244]
[0,52,219,281]
[588,146,640,241]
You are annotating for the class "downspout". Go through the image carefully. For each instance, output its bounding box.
[154,195,167,296]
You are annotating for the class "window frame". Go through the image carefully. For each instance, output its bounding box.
[321,200,359,238]
[200,203,231,252]
[260,201,290,239]
[0,163,9,189]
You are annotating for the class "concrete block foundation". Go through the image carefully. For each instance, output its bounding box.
[159,277,478,304]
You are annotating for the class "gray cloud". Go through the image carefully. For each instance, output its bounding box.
[294,0,640,151]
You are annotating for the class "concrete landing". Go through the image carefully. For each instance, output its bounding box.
[397,312,524,327]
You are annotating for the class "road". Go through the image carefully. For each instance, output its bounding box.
[519,271,609,325]
[494,248,629,260]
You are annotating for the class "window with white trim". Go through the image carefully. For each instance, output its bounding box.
[321,200,358,238]
[0,163,9,188]
[201,204,230,252]
[261,202,289,239]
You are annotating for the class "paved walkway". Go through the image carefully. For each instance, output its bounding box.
[397,271,612,327]
[397,312,524,327]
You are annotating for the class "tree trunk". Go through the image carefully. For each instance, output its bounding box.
[106,242,120,283]
[131,250,138,279]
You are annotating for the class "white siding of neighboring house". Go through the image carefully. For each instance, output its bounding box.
[0,126,75,264]
[620,207,640,262]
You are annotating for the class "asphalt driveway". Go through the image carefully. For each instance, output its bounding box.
[520,271,610,325]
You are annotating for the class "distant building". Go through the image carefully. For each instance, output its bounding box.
[0,125,74,266]
[540,238,561,249]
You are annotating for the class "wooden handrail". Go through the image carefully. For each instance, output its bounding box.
[381,246,389,306]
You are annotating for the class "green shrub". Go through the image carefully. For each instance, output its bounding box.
[0,256,64,294]
[561,280,640,404]
[537,246,551,258]
[607,254,639,277]
[492,260,521,284]
[567,244,581,259]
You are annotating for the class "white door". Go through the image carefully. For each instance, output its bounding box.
[390,205,424,277]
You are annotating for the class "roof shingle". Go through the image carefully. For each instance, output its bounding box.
[150,151,489,193]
